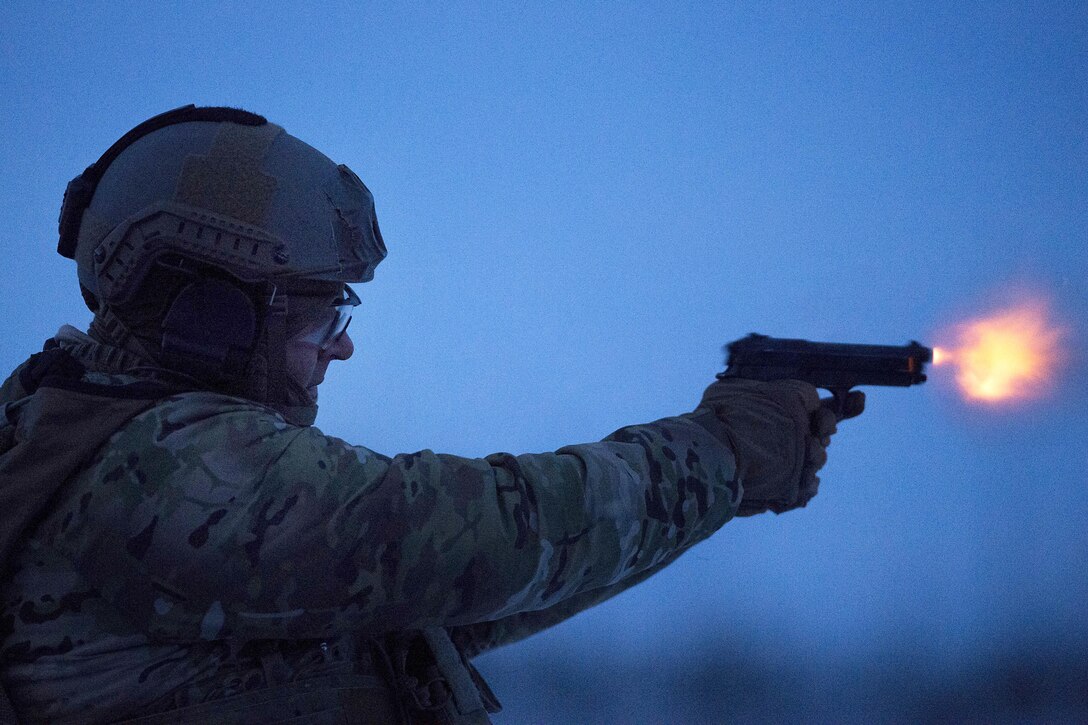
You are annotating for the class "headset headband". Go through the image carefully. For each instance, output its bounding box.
[57,104,267,259]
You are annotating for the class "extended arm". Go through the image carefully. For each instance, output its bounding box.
[47,393,741,641]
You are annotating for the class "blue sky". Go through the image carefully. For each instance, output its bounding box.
[2,2,1086,720]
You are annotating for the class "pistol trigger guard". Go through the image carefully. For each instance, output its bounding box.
[827,387,851,421]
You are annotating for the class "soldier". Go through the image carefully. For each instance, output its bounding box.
[0,106,862,724]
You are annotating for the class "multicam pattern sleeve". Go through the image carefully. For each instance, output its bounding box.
[46,391,741,643]
[450,551,691,657]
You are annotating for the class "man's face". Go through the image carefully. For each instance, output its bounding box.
[284,313,355,401]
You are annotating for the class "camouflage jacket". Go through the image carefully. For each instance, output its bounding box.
[0,328,741,723]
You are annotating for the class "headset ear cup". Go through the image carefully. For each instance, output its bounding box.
[161,278,258,380]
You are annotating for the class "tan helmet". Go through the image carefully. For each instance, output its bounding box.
[57,105,387,424]
[59,104,386,307]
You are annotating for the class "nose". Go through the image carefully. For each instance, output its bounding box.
[327,329,354,361]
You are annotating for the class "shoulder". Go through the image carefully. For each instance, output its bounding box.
[79,391,308,504]
[119,390,298,449]
[101,390,387,488]
[47,391,383,564]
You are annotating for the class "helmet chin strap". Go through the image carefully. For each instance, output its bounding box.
[254,288,319,427]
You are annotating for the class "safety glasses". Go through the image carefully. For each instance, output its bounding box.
[295,284,361,351]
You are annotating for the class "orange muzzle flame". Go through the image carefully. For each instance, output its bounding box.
[934,301,1066,403]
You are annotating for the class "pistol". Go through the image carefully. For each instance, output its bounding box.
[720,333,932,415]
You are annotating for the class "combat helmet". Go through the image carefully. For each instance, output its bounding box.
[57,104,387,424]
